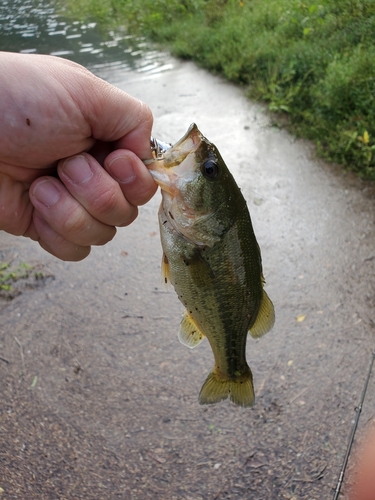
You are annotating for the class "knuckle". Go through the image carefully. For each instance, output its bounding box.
[90,184,119,216]
[90,183,138,227]
[62,212,90,243]
[61,209,116,246]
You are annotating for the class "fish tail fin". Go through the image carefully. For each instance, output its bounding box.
[199,367,255,408]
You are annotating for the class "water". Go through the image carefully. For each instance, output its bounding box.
[0,0,173,77]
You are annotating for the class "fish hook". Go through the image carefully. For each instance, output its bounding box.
[150,137,171,158]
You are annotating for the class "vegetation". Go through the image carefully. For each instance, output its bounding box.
[0,261,41,291]
[63,0,375,178]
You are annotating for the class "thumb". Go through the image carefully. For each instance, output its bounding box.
[77,73,154,160]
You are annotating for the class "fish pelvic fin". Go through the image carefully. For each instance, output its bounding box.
[199,367,255,408]
[178,312,205,348]
[249,290,275,339]
[161,252,171,288]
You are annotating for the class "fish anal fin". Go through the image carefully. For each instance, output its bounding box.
[178,312,205,349]
[161,252,171,288]
[199,367,255,408]
[249,290,275,339]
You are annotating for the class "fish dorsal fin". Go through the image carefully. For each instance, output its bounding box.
[249,290,275,339]
[161,252,171,287]
[178,312,205,349]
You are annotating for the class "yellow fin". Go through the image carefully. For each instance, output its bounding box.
[199,367,254,407]
[161,252,171,287]
[249,290,275,339]
[178,312,205,349]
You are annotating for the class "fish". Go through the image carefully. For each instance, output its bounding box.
[145,124,274,407]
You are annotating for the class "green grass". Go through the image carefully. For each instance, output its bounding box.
[0,261,36,291]
[61,0,375,178]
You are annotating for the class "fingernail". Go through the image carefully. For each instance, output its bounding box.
[33,180,61,207]
[107,156,136,184]
[62,155,94,184]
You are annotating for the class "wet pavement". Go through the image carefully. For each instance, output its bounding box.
[1,3,375,499]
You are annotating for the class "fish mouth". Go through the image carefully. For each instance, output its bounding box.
[144,124,202,195]
[167,123,202,162]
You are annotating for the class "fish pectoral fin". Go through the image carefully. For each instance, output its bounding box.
[185,249,216,286]
[178,312,205,349]
[199,367,255,407]
[249,290,275,339]
[161,252,171,287]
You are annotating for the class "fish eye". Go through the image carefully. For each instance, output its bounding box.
[201,159,219,179]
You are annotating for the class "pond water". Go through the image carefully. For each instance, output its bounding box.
[0,0,172,76]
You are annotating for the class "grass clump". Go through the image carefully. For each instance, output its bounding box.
[0,261,34,291]
[62,0,375,178]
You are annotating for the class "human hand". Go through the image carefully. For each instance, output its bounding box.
[0,52,156,260]
[349,424,375,500]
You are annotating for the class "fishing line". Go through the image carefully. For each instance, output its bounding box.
[333,350,375,500]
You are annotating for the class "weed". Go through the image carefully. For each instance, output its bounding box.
[0,261,34,291]
[61,0,375,177]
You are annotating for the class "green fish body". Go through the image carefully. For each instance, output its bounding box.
[146,124,274,407]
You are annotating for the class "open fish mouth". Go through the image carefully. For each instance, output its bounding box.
[145,123,202,167]
[144,124,203,195]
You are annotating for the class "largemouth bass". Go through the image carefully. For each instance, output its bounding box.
[145,124,274,407]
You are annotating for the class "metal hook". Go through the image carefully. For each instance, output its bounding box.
[150,137,171,158]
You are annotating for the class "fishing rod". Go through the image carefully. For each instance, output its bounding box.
[333,350,375,500]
